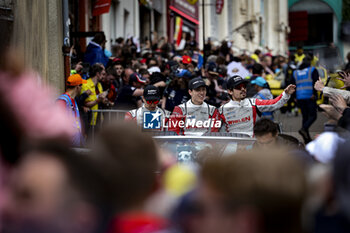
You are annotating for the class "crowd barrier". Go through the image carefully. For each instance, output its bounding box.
[90,109,127,142]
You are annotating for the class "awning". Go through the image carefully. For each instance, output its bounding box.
[169,5,199,25]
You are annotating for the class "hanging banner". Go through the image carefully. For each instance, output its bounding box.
[92,0,111,16]
[174,16,183,46]
[216,0,224,14]
[187,0,198,4]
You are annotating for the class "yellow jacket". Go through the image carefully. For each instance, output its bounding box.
[81,78,103,125]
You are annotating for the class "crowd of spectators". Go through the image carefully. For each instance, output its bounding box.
[3,31,350,233]
[69,32,309,141]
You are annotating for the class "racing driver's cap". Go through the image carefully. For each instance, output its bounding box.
[227,75,248,90]
[143,85,160,101]
[189,77,207,90]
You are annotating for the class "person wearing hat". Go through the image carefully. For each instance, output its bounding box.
[169,77,220,136]
[161,70,191,113]
[180,55,195,75]
[218,75,295,137]
[204,62,226,107]
[57,74,87,146]
[251,76,274,120]
[115,72,147,110]
[125,85,170,130]
[182,55,192,66]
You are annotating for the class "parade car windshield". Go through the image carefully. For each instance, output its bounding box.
[152,132,256,163]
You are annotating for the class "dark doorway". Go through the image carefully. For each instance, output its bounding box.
[139,5,151,44]
[308,13,333,45]
[289,12,333,46]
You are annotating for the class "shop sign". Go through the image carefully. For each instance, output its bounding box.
[92,0,111,16]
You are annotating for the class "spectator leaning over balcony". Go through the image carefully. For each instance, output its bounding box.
[169,77,220,136]
[218,75,295,137]
[57,74,87,147]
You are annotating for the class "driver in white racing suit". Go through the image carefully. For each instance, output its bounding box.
[218,75,296,137]
[169,77,220,136]
[125,85,170,130]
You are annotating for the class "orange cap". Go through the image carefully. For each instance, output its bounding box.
[182,55,192,64]
[66,74,87,86]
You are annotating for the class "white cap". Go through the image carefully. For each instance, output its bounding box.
[306,132,345,163]
[147,66,161,75]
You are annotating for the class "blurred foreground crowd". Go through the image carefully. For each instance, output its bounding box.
[2,96,350,233]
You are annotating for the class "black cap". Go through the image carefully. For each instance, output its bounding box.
[189,77,206,90]
[165,60,178,70]
[227,75,248,90]
[129,72,147,84]
[206,62,219,76]
[143,85,160,101]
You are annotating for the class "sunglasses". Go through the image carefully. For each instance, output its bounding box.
[234,83,246,90]
[146,100,159,105]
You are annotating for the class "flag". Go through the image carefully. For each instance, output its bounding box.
[174,16,183,47]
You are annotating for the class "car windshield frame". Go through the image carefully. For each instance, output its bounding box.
[153,135,256,163]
